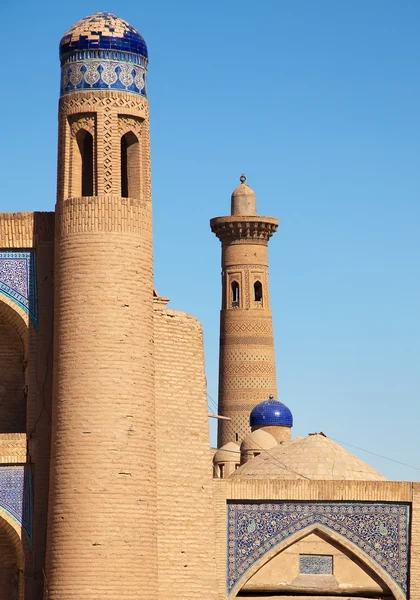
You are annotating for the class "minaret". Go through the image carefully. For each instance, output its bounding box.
[46,13,157,599]
[211,176,278,447]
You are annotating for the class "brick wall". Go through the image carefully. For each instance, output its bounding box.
[154,301,218,600]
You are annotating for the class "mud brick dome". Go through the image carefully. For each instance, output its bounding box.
[0,10,418,600]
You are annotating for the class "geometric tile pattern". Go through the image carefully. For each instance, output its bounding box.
[59,12,148,98]
[60,12,148,60]
[0,252,37,327]
[0,466,32,546]
[227,502,409,596]
[299,554,333,574]
[61,59,146,97]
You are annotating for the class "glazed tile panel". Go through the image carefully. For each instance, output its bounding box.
[0,252,37,326]
[0,466,32,545]
[59,11,148,98]
[227,502,409,596]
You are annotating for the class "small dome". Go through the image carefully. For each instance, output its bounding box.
[250,397,293,428]
[60,11,148,62]
[241,429,277,453]
[230,434,386,481]
[231,175,257,216]
[213,442,240,464]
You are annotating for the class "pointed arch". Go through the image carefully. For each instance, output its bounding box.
[0,298,29,363]
[0,508,30,600]
[253,280,263,302]
[231,523,404,600]
[76,129,94,197]
[231,281,240,307]
[121,131,140,199]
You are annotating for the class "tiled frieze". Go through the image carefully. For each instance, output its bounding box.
[227,502,409,596]
[61,59,147,97]
[0,252,37,326]
[0,466,32,545]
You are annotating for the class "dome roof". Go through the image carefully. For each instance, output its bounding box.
[230,175,257,216]
[230,434,386,481]
[250,397,293,428]
[241,429,277,452]
[60,12,148,61]
[213,442,240,464]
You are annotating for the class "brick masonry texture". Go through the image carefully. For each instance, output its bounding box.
[212,216,278,447]
[154,302,218,600]
[45,82,158,599]
[0,13,419,600]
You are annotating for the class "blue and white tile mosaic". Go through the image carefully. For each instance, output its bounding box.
[0,252,37,326]
[299,554,333,575]
[60,60,146,97]
[227,502,409,596]
[0,466,32,545]
[59,12,148,98]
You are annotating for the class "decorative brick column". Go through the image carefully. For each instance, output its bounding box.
[45,13,157,599]
[211,176,278,447]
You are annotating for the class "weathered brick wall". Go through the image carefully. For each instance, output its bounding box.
[45,89,157,599]
[154,301,218,600]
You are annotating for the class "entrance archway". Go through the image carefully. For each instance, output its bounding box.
[232,525,403,600]
[0,512,26,600]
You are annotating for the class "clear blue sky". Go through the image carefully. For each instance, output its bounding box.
[1,0,419,480]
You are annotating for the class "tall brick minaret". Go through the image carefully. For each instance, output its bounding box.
[211,176,279,447]
[46,13,157,599]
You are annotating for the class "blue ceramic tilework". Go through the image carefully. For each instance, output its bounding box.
[60,60,146,97]
[0,466,32,545]
[250,398,293,427]
[0,252,37,327]
[299,554,333,575]
[227,502,409,596]
[60,12,148,62]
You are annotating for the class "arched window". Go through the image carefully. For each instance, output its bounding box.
[254,280,263,302]
[231,281,240,307]
[76,130,94,197]
[121,131,140,199]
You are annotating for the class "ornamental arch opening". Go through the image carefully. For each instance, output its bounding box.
[121,131,140,199]
[0,299,28,433]
[232,524,403,600]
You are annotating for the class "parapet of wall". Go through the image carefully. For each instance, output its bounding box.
[0,212,54,248]
[153,299,218,600]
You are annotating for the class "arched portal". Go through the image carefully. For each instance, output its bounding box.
[0,512,26,600]
[232,525,403,600]
[0,300,28,433]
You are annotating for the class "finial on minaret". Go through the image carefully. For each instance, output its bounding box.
[240,174,246,184]
[268,394,274,400]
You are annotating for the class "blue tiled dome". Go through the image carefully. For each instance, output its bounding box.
[59,12,148,62]
[250,397,293,428]
[59,12,148,98]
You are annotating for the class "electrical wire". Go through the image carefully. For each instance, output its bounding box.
[330,437,420,473]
